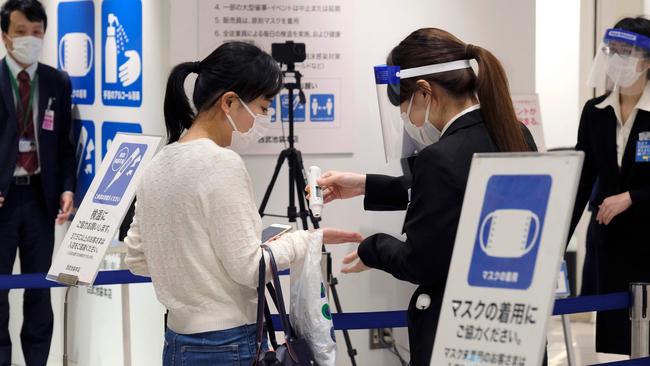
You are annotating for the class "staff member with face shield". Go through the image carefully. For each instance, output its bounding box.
[570,17,650,356]
[124,42,362,366]
[319,28,537,365]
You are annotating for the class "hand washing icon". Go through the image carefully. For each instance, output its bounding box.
[479,209,540,258]
[105,13,140,87]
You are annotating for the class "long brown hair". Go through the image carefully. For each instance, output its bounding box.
[387,28,528,152]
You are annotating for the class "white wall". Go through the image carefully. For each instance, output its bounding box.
[536,0,582,149]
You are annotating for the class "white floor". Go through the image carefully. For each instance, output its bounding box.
[547,313,630,366]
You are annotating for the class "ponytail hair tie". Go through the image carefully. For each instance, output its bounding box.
[465,44,476,58]
[192,61,201,74]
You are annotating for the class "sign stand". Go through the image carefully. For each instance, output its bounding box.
[430,152,584,366]
[556,261,576,366]
[47,133,162,366]
[55,273,79,287]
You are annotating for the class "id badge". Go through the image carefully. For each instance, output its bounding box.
[18,138,36,153]
[636,132,650,162]
[42,110,54,131]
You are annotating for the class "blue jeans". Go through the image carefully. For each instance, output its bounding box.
[163,324,267,366]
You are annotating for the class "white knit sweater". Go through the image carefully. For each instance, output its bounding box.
[125,138,311,334]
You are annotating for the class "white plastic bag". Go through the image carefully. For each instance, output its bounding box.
[290,230,336,366]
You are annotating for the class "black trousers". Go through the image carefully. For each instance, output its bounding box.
[0,180,54,366]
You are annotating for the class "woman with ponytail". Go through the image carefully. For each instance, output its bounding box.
[317,28,537,365]
[123,42,362,365]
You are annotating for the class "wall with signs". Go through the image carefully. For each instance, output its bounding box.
[2,0,168,365]
[197,0,354,155]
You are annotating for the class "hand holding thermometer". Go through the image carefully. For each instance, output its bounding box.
[308,166,324,217]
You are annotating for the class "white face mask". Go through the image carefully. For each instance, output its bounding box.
[401,94,441,148]
[226,98,271,149]
[606,54,644,88]
[8,35,43,66]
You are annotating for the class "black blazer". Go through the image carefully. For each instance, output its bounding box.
[570,95,650,354]
[358,110,537,366]
[0,58,75,219]
[571,95,650,235]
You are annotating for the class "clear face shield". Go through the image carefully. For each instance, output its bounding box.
[588,28,650,93]
[373,60,472,162]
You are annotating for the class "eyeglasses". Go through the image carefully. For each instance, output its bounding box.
[602,44,646,58]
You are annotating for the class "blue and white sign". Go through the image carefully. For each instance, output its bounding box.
[636,134,650,162]
[430,153,584,366]
[73,120,96,206]
[280,94,305,122]
[467,175,552,290]
[309,94,335,122]
[269,97,277,123]
[101,121,142,159]
[48,134,162,286]
[58,1,95,105]
[101,0,142,107]
[94,142,147,206]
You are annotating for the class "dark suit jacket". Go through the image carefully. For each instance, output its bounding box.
[569,95,650,354]
[358,110,537,366]
[0,58,75,219]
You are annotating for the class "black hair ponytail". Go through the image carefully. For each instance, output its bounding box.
[163,42,283,144]
[163,62,197,143]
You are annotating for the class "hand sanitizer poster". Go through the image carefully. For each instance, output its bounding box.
[101,0,142,107]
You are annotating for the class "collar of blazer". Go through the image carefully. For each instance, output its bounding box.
[440,108,483,139]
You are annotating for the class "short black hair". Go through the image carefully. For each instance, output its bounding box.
[0,0,47,34]
[614,17,650,38]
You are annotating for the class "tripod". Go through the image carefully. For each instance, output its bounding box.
[258,65,358,365]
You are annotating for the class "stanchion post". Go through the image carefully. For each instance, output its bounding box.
[630,282,650,358]
[63,287,70,366]
[321,252,331,299]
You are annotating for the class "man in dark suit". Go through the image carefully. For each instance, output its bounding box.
[0,1,75,365]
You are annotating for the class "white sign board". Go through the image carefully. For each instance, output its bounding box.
[48,133,163,286]
[198,0,354,155]
[430,152,583,366]
[512,94,547,152]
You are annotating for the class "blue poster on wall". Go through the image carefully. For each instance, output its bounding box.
[94,142,147,206]
[269,97,277,122]
[73,120,95,206]
[280,94,305,122]
[467,175,552,290]
[101,121,142,159]
[101,0,142,107]
[58,1,95,105]
[309,94,335,122]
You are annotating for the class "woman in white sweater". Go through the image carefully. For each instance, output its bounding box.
[124,42,362,366]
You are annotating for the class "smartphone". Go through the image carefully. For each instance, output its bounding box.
[262,224,293,243]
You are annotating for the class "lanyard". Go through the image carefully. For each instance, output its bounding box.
[5,59,37,133]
